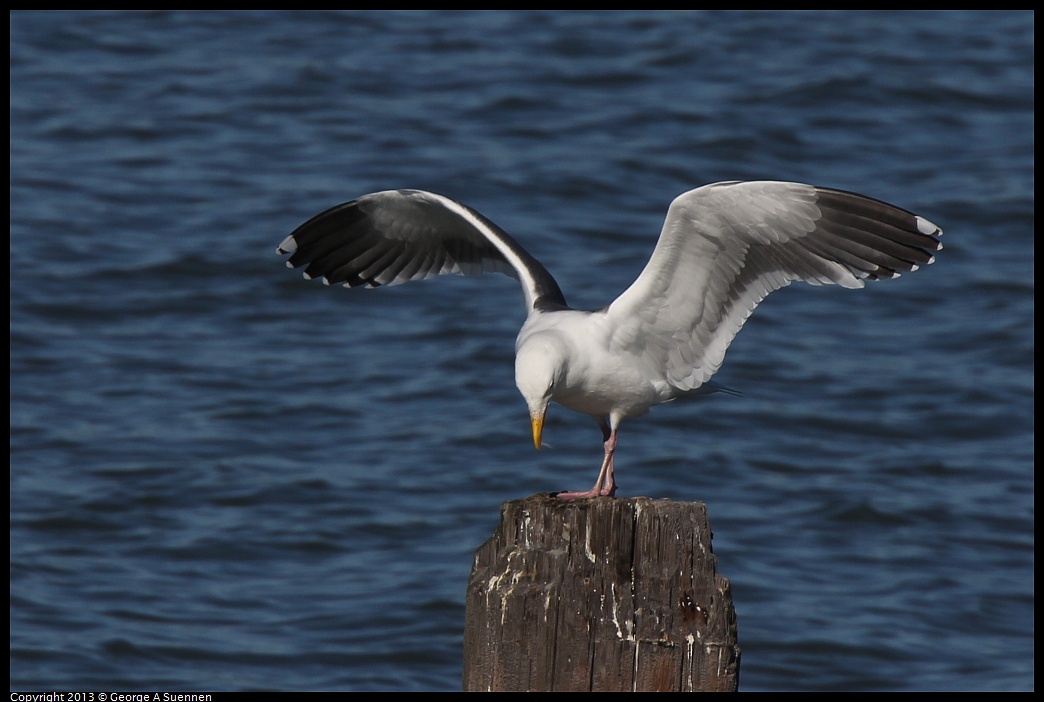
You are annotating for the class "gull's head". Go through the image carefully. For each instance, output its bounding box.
[515,333,566,451]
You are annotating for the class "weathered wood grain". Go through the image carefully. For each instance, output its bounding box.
[463,494,739,691]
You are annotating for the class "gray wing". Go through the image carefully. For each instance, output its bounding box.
[605,181,942,391]
[277,189,567,314]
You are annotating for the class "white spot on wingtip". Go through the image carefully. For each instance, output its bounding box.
[916,216,941,237]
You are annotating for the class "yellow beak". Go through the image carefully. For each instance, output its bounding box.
[530,407,546,451]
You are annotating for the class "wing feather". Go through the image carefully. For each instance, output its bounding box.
[278,189,567,313]
[606,181,942,391]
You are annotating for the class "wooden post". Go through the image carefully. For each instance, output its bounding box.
[463,494,740,691]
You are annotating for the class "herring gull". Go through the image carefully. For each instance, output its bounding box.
[277,181,941,498]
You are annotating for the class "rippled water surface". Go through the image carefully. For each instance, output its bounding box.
[11,10,1033,691]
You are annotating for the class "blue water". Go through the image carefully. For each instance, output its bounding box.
[10,10,1033,692]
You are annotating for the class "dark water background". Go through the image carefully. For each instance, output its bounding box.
[10,10,1033,691]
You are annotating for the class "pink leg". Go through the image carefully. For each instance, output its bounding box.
[554,420,618,500]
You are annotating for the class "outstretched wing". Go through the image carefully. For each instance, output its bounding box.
[605,181,942,391]
[278,189,567,314]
